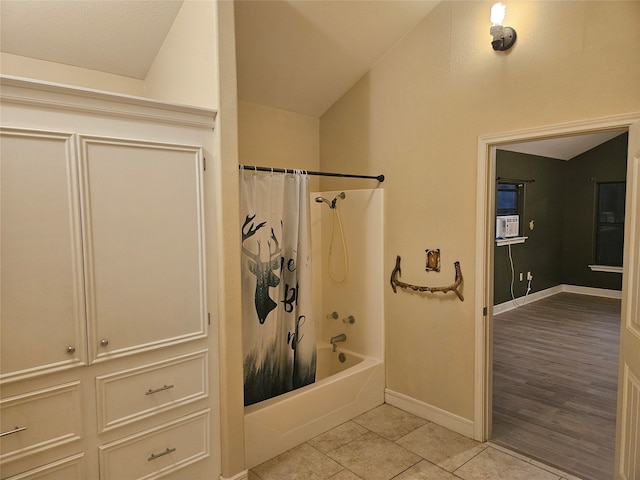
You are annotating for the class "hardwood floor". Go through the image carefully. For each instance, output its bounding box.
[492,292,621,480]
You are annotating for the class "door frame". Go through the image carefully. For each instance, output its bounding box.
[474,112,640,442]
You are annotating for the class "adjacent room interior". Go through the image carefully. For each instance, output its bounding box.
[490,131,629,480]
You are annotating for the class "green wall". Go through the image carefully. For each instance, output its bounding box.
[561,133,628,289]
[494,152,566,304]
[494,133,628,305]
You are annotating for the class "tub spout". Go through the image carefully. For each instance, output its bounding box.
[330,333,347,351]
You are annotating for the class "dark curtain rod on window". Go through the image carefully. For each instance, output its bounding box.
[240,164,385,183]
[496,177,535,183]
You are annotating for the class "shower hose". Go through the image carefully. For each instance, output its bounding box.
[328,206,349,283]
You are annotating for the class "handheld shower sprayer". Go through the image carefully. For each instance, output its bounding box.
[315,196,332,208]
[315,192,346,209]
[315,192,349,283]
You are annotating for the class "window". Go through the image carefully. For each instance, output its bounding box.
[496,182,522,216]
[595,182,625,267]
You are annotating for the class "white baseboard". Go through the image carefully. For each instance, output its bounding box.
[220,470,248,480]
[493,284,622,314]
[562,284,622,299]
[385,389,474,439]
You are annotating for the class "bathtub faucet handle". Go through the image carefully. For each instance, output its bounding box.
[343,315,356,324]
[326,311,339,320]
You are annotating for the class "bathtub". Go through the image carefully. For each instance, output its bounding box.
[244,344,385,468]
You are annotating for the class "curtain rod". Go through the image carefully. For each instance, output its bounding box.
[497,177,535,184]
[240,164,384,183]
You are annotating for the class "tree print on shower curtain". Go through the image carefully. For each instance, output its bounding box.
[240,170,316,406]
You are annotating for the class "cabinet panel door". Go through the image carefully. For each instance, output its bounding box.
[78,136,206,362]
[0,382,82,463]
[4,453,85,480]
[95,350,208,433]
[0,129,86,382]
[98,410,209,480]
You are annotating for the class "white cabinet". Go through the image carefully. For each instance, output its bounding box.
[98,410,210,480]
[4,454,86,480]
[95,351,208,433]
[0,129,86,380]
[0,77,219,480]
[0,383,82,464]
[78,135,207,362]
[0,132,208,380]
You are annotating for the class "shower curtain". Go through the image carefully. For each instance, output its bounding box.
[240,169,316,406]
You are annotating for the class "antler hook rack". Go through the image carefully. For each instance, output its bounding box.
[390,256,464,302]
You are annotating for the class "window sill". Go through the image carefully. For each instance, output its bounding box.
[588,265,623,273]
[496,236,528,247]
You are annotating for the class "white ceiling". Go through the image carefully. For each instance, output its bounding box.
[0,0,624,157]
[499,129,627,161]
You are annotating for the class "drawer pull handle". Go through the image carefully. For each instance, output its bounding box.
[0,426,27,437]
[145,384,174,395]
[148,447,176,461]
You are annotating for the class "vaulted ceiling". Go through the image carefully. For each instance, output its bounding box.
[234,0,439,117]
[0,0,626,156]
[0,0,439,118]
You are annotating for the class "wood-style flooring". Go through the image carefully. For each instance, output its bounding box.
[492,292,621,480]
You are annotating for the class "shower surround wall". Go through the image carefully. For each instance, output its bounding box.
[316,189,384,361]
[244,188,384,467]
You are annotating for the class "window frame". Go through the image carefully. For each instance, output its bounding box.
[594,181,626,267]
[496,181,525,238]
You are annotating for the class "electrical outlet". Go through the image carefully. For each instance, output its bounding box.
[519,272,523,282]
[527,271,533,280]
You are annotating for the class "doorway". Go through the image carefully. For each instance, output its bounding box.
[489,133,627,479]
[473,113,640,479]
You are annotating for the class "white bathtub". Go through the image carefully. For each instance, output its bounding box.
[244,344,384,468]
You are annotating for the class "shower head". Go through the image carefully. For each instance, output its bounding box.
[315,196,332,207]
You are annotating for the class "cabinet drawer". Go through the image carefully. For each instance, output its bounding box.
[4,453,85,480]
[0,382,82,464]
[95,351,208,433]
[98,409,209,480]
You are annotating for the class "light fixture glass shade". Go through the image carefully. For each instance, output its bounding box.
[490,2,506,25]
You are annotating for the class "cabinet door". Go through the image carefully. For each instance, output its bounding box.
[78,136,207,362]
[4,453,85,480]
[0,129,86,382]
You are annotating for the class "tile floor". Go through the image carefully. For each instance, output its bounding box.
[248,404,583,480]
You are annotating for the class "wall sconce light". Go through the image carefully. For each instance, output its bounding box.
[490,2,516,51]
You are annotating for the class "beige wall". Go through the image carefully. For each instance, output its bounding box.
[320,1,640,422]
[0,52,145,95]
[144,1,218,109]
[210,1,246,477]
[238,101,320,189]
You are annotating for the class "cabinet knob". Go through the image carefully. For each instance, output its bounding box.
[67,346,76,354]
[100,339,109,347]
